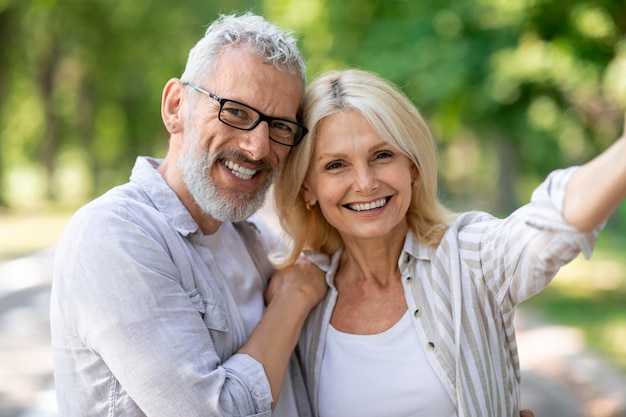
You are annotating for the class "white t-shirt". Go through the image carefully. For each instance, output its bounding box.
[205,221,297,416]
[318,310,456,417]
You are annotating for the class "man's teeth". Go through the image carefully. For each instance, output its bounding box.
[348,198,387,212]
[223,160,256,180]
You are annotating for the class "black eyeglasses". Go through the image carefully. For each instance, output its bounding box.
[183,81,308,147]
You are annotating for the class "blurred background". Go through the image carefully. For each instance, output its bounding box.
[0,0,625,416]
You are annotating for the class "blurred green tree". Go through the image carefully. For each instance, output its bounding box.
[0,0,259,207]
[0,0,624,229]
[272,0,625,218]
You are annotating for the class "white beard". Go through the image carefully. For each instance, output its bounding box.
[177,124,277,222]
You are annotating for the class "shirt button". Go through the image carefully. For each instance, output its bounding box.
[427,342,435,351]
[405,276,412,285]
[403,253,410,263]
[413,309,422,318]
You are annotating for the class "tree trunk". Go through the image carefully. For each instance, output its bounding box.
[0,7,18,208]
[38,37,60,201]
[495,136,519,214]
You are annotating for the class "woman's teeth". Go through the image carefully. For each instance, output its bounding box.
[348,198,387,212]
[223,160,256,180]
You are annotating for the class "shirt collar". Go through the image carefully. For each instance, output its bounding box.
[401,230,435,263]
[303,229,436,290]
[130,156,200,236]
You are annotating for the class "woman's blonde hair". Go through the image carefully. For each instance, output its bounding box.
[273,69,455,266]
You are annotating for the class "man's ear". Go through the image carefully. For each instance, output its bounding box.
[161,78,185,135]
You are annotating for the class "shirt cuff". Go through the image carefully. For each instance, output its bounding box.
[527,166,600,258]
[222,353,273,413]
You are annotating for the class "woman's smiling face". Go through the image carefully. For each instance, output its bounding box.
[302,110,418,242]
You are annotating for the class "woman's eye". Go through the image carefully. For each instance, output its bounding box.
[375,151,393,160]
[325,161,344,170]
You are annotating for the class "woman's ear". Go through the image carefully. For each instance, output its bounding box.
[410,164,420,187]
[301,181,317,209]
[161,78,185,135]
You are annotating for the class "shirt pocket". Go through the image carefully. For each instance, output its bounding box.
[187,288,229,332]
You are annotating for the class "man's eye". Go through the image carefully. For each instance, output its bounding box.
[224,107,248,119]
[271,121,294,133]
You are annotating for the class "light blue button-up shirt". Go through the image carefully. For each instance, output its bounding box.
[50,156,310,417]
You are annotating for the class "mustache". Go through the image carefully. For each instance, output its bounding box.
[213,149,276,173]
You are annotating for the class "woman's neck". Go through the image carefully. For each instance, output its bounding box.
[338,224,408,288]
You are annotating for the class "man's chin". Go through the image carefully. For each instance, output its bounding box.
[199,195,264,222]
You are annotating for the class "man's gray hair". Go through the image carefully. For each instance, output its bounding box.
[181,12,306,85]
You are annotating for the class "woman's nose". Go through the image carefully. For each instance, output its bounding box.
[353,165,378,192]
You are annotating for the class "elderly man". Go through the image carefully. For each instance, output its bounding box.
[51,13,325,417]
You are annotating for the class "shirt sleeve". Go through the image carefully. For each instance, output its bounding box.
[52,200,272,417]
[458,166,601,310]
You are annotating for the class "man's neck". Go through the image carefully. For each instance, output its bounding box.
[156,154,223,235]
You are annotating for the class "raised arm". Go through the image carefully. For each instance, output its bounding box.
[563,117,626,231]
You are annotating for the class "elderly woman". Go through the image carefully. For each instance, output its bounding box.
[270,69,626,417]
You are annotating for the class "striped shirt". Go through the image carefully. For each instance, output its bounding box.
[298,167,599,417]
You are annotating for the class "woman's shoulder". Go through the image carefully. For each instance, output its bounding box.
[449,211,498,231]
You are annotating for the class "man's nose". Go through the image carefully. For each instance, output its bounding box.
[239,121,271,161]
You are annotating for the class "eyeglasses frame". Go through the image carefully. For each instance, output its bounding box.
[182,81,308,147]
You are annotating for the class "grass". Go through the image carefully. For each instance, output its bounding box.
[522,230,626,372]
[0,204,78,262]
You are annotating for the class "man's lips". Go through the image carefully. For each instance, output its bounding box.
[222,159,257,180]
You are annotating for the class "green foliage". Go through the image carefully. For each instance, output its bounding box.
[275,0,625,215]
[0,0,624,224]
[0,0,260,204]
